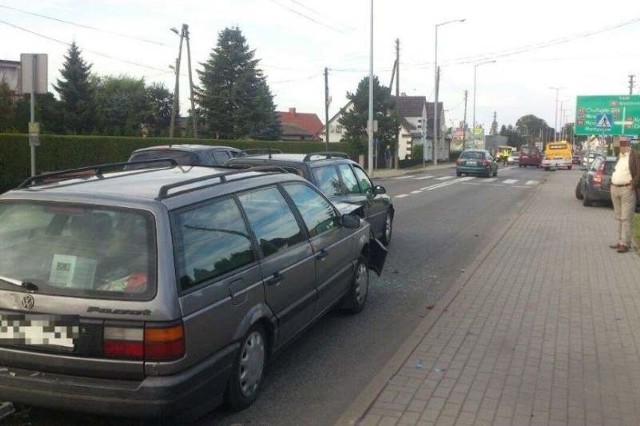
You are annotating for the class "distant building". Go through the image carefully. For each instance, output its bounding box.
[319,95,449,162]
[0,59,21,96]
[277,107,323,141]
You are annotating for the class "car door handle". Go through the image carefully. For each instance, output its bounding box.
[316,250,328,261]
[266,273,282,286]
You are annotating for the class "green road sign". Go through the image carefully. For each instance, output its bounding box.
[575,95,640,135]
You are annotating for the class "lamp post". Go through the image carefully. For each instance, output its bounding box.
[472,60,495,137]
[367,0,374,176]
[433,18,465,166]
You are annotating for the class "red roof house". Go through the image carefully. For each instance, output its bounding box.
[277,108,323,141]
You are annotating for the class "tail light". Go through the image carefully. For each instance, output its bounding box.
[456,159,462,165]
[103,322,185,361]
[592,163,605,186]
[482,159,489,167]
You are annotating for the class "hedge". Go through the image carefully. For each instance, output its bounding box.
[0,134,354,193]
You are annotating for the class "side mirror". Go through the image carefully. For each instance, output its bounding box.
[373,185,386,195]
[341,214,361,229]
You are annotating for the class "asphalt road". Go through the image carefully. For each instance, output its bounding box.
[3,164,548,426]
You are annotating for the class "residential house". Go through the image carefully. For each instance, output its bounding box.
[319,95,449,162]
[0,60,21,98]
[277,107,323,141]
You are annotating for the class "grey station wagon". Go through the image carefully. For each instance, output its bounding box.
[0,161,386,422]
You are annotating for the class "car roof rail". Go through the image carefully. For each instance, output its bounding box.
[242,147,283,158]
[17,159,178,188]
[157,168,281,200]
[226,163,302,176]
[302,151,350,162]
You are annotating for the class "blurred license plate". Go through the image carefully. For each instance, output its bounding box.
[0,314,79,351]
[466,161,477,166]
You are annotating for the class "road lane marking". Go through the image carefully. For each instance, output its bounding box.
[436,176,455,181]
[526,180,538,185]
[415,175,435,180]
[410,190,422,194]
[483,178,498,183]
[502,179,518,184]
[395,194,410,198]
[393,175,415,180]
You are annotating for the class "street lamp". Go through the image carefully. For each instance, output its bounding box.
[472,60,495,136]
[433,18,465,166]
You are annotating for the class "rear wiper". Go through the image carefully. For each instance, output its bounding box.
[0,275,39,291]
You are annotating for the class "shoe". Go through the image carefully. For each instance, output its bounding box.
[617,245,629,253]
[610,243,621,249]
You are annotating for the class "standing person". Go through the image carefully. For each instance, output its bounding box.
[609,138,638,253]
[384,145,391,168]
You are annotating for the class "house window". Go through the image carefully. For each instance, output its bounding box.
[334,125,343,133]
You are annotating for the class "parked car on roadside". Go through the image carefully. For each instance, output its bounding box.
[575,154,615,206]
[225,152,395,245]
[0,161,386,423]
[126,144,244,168]
[455,149,498,177]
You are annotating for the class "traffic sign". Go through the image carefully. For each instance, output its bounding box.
[575,95,640,135]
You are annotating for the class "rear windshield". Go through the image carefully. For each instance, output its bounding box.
[520,146,539,155]
[0,202,156,300]
[127,150,198,169]
[459,151,485,160]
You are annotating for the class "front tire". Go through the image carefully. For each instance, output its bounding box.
[225,324,266,411]
[343,256,369,314]
[381,211,393,246]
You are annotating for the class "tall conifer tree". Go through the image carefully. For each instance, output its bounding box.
[53,42,97,134]
[197,27,280,140]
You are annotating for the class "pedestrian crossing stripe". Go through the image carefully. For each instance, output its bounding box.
[436,176,455,181]
[502,179,518,184]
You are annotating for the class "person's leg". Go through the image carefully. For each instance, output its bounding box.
[611,186,623,245]
[620,187,637,248]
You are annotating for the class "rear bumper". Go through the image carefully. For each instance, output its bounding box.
[0,344,237,419]
[456,166,493,175]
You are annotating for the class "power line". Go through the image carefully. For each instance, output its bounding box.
[0,4,170,47]
[267,0,347,33]
[286,0,357,32]
[0,19,169,72]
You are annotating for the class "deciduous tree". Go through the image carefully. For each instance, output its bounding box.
[338,76,398,158]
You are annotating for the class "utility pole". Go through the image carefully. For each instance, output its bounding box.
[549,87,563,143]
[169,26,185,139]
[324,67,329,150]
[629,74,635,95]
[184,24,197,138]
[395,38,400,169]
[462,90,468,149]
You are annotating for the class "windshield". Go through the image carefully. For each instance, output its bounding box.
[0,202,156,300]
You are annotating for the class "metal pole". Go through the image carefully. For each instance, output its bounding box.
[472,64,477,134]
[30,55,37,177]
[367,0,374,176]
[433,26,438,167]
[324,67,329,150]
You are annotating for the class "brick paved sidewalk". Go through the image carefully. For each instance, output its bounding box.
[337,171,640,426]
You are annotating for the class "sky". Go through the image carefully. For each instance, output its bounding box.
[1,0,640,134]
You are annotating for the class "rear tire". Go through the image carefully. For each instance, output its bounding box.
[582,192,591,207]
[343,256,369,314]
[575,181,584,200]
[225,324,266,411]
